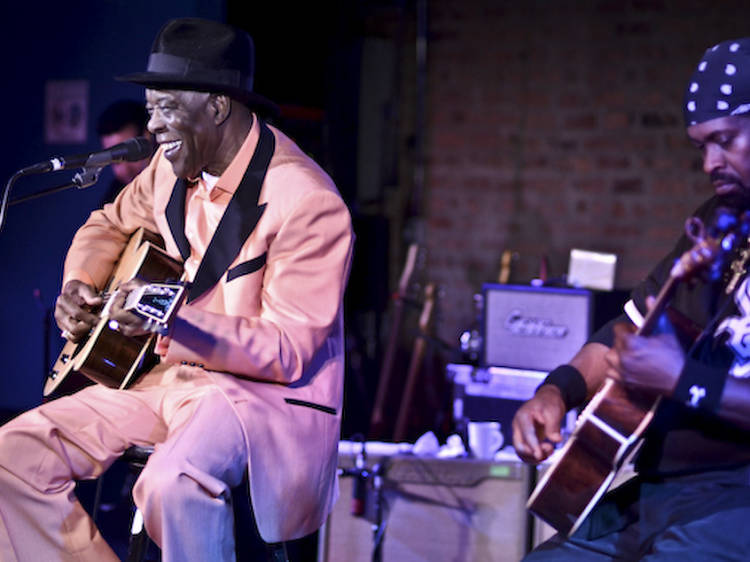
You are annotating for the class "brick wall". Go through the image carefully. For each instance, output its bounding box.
[418,0,750,345]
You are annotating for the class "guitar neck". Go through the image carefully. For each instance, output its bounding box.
[369,244,419,436]
[635,275,678,337]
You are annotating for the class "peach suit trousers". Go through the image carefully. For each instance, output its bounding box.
[0,366,249,562]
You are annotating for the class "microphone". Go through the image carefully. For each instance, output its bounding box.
[19,137,152,175]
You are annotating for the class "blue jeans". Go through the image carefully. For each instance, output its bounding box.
[526,466,750,561]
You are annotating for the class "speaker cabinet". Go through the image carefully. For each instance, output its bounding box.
[319,454,533,562]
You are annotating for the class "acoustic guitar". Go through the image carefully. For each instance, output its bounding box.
[527,210,750,536]
[45,228,184,397]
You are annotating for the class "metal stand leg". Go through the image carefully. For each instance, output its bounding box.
[127,507,150,562]
[122,446,154,562]
[371,464,385,562]
[267,541,290,562]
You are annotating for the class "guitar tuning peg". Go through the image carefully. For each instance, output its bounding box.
[721,232,737,252]
[684,216,706,243]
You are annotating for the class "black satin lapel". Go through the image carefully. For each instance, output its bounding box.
[188,121,275,303]
[166,178,191,261]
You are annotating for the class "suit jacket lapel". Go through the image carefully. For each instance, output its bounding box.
[165,178,191,261]
[187,120,275,303]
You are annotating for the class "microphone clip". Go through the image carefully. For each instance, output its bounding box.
[72,166,104,189]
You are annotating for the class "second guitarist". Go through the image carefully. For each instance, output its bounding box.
[514,37,750,561]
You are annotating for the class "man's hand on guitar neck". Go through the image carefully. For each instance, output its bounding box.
[55,280,103,342]
[605,296,685,398]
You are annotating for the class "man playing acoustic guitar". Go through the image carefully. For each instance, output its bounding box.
[0,18,353,561]
[514,38,750,560]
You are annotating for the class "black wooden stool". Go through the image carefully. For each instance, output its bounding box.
[119,445,289,562]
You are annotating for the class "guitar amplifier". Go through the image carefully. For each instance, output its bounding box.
[482,284,592,371]
[318,445,534,562]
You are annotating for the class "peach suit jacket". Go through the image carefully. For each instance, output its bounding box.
[62,117,354,542]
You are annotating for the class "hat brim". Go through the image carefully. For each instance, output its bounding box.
[117,72,279,117]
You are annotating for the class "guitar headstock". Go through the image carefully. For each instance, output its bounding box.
[670,208,750,282]
[395,243,428,300]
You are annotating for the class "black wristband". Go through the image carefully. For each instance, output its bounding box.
[672,358,727,413]
[537,364,587,411]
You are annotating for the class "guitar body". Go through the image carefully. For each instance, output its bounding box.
[527,379,657,535]
[45,229,183,397]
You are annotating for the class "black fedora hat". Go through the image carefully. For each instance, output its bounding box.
[118,18,278,116]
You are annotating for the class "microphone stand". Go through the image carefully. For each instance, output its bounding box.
[338,444,387,562]
[0,166,103,231]
[370,463,385,562]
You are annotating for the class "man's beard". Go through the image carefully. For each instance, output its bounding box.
[716,189,750,210]
[711,171,750,210]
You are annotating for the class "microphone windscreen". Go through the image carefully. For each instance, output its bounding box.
[119,137,153,162]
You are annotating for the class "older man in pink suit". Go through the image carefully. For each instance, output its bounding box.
[0,18,353,561]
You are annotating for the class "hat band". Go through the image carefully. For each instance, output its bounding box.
[147,52,253,90]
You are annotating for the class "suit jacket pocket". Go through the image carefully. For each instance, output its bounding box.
[226,252,267,282]
[284,398,337,416]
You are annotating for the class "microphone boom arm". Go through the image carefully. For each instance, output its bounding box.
[0,135,151,232]
[0,165,105,232]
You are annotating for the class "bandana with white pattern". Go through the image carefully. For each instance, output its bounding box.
[684,38,750,127]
